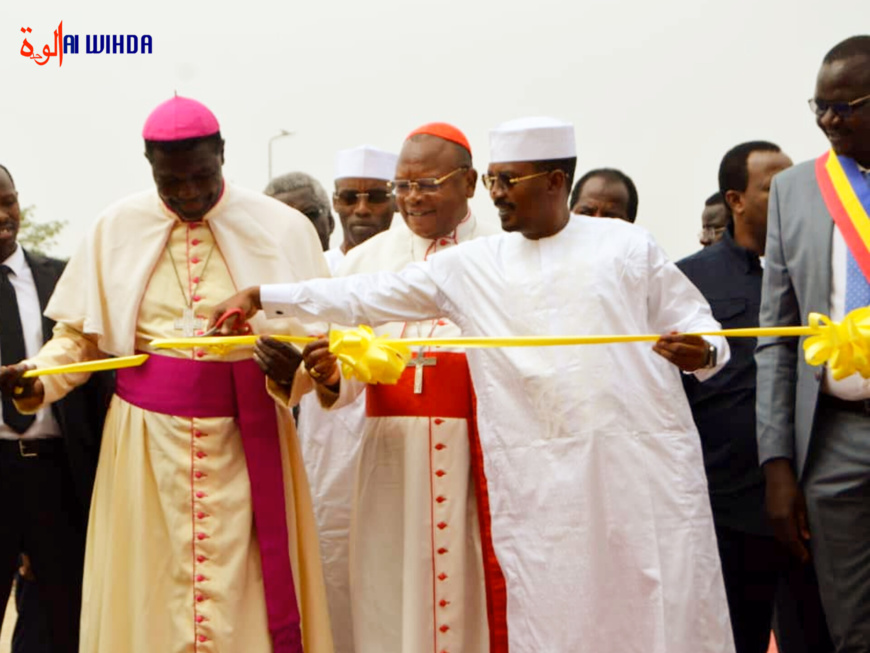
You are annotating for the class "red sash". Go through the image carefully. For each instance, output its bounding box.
[117,355,302,653]
[366,352,509,653]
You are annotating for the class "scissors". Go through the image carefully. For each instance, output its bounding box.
[198,308,253,337]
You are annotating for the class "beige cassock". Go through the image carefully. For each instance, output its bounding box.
[316,213,501,653]
[22,185,334,653]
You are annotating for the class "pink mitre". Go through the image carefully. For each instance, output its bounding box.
[142,95,220,142]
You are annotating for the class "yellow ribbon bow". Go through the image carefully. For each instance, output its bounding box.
[329,325,411,384]
[803,308,870,380]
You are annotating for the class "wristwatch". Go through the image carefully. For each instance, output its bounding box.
[702,341,718,369]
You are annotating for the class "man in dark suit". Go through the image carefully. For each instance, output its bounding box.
[0,163,110,652]
[680,142,833,653]
[757,35,870,653]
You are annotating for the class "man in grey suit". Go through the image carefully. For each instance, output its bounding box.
[757,34,870,653]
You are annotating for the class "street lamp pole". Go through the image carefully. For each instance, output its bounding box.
[268,129,294,182]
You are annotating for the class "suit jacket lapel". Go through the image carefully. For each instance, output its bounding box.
[23,249,58,344]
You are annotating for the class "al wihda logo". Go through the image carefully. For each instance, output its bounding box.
[19,22,153,67]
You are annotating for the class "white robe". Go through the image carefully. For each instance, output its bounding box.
[261,215,736,653]
[305,213,499,653]
[323,247,345,275]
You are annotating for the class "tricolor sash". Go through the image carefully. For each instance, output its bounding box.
[116,355,303,653]
[816,149,870,280]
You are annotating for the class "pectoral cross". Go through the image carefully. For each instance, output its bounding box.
[174,308,206,337]
[407,347,437,394]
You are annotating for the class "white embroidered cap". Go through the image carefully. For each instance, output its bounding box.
[334,145,398,181]
[489,116,576,163]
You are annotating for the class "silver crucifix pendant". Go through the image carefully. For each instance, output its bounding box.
[174,308,206,338]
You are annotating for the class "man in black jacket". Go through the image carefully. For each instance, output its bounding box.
[0,163,111,652]
[679,143,832,653]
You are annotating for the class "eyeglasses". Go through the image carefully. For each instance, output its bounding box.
[808,93,870,118]
[333,189,393,206]
[390,167,467,195]
[480,170,552,191]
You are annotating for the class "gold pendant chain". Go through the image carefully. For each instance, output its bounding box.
[165,236,217,309]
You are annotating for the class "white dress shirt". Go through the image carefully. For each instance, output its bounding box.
[0,244,61,440]
[824,164,870,399]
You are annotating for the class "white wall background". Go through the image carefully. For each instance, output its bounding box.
[1,0,867,260]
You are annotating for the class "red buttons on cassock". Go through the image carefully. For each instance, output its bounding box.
[192,295,202,303]
[439,599,450,607]
[196,555,206,563]
[196,574,206,582]
[195,471,205,479]
[196,594,205,602]
[433,418,445,425]
[197,532,208,541]
[196,451,207,459]
[436,496,446,503]
[198,635,208,643]
[192,276,200,284]
[440,239,448,246]
[440,625,450,633]
[196,351,206,358]
[438,573,448,581]
[191,239,201,246]
[437,522,448,530]
[197,512,206,519]
[437,548,448,555]
[196,491,205,499]
[191,256,201,264]
[437,319,447,326]
[196,615,205,623]
[435,469,446,477]
[435,443,446,450]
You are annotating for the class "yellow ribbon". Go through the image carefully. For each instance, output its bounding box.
[803,308,870,380]
[148,308,870,385]
[20,354,150,378]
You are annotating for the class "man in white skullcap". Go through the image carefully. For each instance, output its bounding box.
[325,144,398,273]
[294,144,397,653]
[213,116,736,652]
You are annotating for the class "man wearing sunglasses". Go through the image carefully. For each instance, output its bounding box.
[326,145,397,273]
[288,145,397,653]
[757,35,870,652]
[211,116,734,652]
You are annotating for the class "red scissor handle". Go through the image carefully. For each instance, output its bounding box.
[207,308,252,336]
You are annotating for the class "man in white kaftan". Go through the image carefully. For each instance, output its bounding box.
[217,117,736,653]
